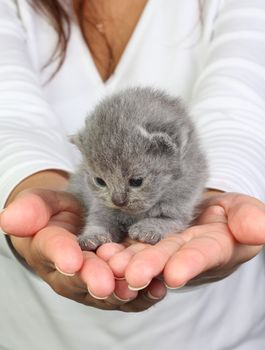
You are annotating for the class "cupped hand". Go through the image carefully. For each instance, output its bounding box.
[0,189,166,311]
[97,192,265,289]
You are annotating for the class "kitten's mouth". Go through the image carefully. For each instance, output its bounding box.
[105,202,146,214]
[117,205,147,215]
[105,202,121,209]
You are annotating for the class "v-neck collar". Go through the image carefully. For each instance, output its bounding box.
[72,0,155,89]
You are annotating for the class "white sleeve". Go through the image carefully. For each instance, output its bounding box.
[0,0,74,210]
[190,0,265,200]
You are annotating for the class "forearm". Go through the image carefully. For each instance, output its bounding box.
[190,0,265,200]
[0,1,73,210]
[4,170,69,207]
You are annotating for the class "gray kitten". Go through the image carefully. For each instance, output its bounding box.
[69,87,208,251]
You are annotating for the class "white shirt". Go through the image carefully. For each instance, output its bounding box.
[1,0,265,349]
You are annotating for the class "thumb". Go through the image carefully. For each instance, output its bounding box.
[228,201,265,245]
[215,194,265,245]
[0,189,81,237]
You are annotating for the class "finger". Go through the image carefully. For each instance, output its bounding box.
[119,279,167,312]
[108,242,148,279]
[39,264,119,310]
[49,271,145,311]
[228,198,265,245]
[113,279,138,302]
[204,194,265,245]
[13,230,119,307]
[96,242,126,262]
[187,244,263,285]
[0,189,81,236]
[196,205,227,225]
[80,251,116,299]
[145,278,167,300]
[12,226,83,276]
[163,224,234,287]
[124,234,186,289]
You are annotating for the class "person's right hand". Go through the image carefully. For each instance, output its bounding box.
[0,189,166,312]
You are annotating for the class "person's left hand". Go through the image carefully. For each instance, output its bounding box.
[97,192,265,290]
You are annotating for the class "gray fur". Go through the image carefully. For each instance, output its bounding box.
[68,87,208,250]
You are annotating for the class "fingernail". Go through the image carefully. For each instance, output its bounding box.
[55,264,76,277]
[87,287,108,300]
[112,292,130,302]
[165,282,186,290]
[128,280,151,291]
[146,291,162,300]
[114,276,126,281]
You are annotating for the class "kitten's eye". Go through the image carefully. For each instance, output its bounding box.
[129,178,143,187]
[94,177,107,187]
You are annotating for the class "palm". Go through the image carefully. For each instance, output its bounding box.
[98,193,265,289]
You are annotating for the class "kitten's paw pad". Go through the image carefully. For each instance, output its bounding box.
[78,227,112,251]
[128,225,162,244]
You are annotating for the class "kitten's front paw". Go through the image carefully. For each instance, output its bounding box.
[128,223,163,244]
[78,225,112,251]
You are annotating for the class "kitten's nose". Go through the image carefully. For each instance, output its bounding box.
[111,192,128,207]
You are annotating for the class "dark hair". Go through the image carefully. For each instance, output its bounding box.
[29,0,203,76]
[29,0,73,77]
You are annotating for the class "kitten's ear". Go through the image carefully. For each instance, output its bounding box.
[148,132,177,156]
[177,124,194,160]
[68,133,83,150]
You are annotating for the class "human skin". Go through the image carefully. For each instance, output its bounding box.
[0,170,166,312]
[99,192,265,289]
[1,170,265,311]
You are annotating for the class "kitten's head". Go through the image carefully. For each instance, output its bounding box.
[73,133,179,214]
[71,88,194,214]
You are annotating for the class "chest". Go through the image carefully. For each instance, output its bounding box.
[72,0,148,81]
[26,0,207,139]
